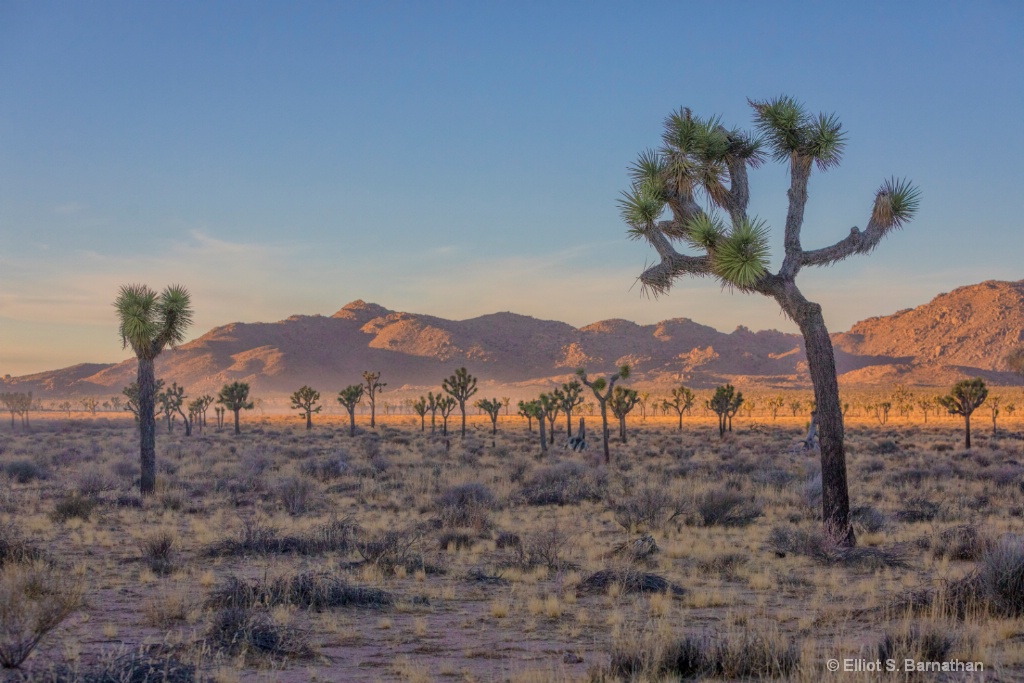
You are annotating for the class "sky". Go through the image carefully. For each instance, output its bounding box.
[1,1,1022,376]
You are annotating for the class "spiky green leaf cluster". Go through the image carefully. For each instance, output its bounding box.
[684,214,726,251]
[750,95,846,171]
[710,217,772,288]
[872,177,921,229]
[114,283,193,359]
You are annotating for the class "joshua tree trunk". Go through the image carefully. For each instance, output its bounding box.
[538,415,547,456]
[233,409,240,435]
[348,410,356,437]
[776,287,854,547]
[619,415,627,443]
[138,357,157,495]
[599,403,610,462]
[964,414,972,449]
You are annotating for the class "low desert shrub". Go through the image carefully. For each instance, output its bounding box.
[208,572,393,611]
[607,626,799,680]
[695,489,762,527]
[435,482,495,529]
[0,561,84,668]
[50,493,98,523]
[768,526,911,569]
[277,476,317,516]
[3,460,47,484]
[933,525,991,561]
[204,516,357,557]
[206,607,314,661]
[521,461,605,506]
[877,622,955,664]
[140,530,177,576]
[577,568,685,597]
[608,487,682,531]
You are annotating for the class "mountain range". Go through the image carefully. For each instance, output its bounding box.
[5,279,1023,399]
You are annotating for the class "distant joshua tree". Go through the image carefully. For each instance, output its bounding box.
[436,395,457,437]
[663,385,695,430]
[362,371,386,428]
[707,384,743,437]
[891,384,914,418]
[158,382,190,435]
[938,378,988,449]
[0,392,32,428]
[556,380,585,438]
[517,400,536,432]
[442,367,478,438]
[81,397,99,416]
[412,396,429,432]
[609,385,640,443]
[474,398,503,435]
[291,386,322,430]
[114,283,193,495]
[520,399,547,455]
[621,98,919,546]
[765,395,784,421]
[337,385,363,437]
[577,365,630,463]
[538,393,560,446]
[501,396,511,416]
[1006,348,1024,383]
[217,381,254,435]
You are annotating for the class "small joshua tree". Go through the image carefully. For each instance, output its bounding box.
[517,400,536,432]
[475,397,503,435]
[577,365,630,463]
[765,395,784,421]
[917,397,935,423]
[337,385,363,437]
[538,392,560,446]
[156,383,185,434]
[217,382,253,436]
[412,396,428,432]
[987,395,1001,434]
[362,371,386,428]
[609,385,639,443]
[81,397,99,416]
[556,380,585,437]
[662,385,695,430]
[938,378,988,449]
[891,383,914,418]
[1006,347,1024,382]
[290,385,321,430]
[1,392,32,429]
[442,367,478,439]
[707,384,743,437]
[187,398,205,433]
[436,395,457,437]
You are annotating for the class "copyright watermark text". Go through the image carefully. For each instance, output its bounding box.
[826,658,984,673]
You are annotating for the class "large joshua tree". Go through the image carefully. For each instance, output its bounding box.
[114,284,193,495]
[621,97,919,546]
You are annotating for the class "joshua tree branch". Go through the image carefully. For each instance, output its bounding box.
[780,155,812,279]
[800,214,890,267]
[724,153,750,223]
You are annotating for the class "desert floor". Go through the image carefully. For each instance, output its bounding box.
[1,410,1022,682]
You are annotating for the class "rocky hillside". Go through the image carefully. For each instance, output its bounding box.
[4,280,1023,398]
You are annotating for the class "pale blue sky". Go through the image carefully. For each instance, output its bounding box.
[2,1,1022,375]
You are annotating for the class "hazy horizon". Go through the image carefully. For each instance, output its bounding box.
[3,2,1022,375]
